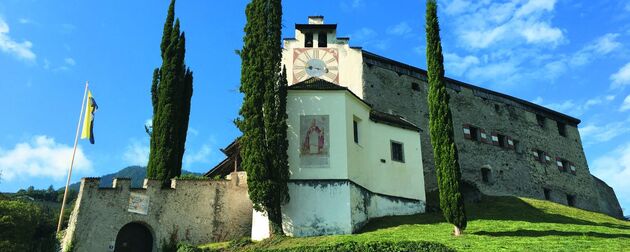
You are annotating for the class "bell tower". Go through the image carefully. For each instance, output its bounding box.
[282,16,366,98]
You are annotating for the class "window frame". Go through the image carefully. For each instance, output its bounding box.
[390,140,405,163]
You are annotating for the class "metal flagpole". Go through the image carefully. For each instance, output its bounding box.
[57,81,89,233]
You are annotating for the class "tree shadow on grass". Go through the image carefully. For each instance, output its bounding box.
[473,229,630,239]
[359,196,629,233]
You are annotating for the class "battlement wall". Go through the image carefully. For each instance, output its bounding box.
[63,172,252,251]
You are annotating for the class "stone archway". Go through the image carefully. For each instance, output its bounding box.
[115,222,153,252]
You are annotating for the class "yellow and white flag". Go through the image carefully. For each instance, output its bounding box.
[81,90,98,144]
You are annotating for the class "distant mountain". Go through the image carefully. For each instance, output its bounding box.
[67,166,201,191]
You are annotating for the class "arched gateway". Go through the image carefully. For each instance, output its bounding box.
[114,222,153,252]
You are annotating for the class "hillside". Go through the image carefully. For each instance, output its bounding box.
[66,166,201,191]
[203,196,630,251]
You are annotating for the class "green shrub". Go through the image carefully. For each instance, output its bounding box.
[0,199,57,252]
[176,174,210,180]
[228,237,252,249]
[177,242,201,252]
[252,240,455,252]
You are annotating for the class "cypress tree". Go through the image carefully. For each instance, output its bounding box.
[425,0,467,236]
[237,0,288,236]
[147,0,194,185]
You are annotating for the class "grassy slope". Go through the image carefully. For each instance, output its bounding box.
[206,196,630,251]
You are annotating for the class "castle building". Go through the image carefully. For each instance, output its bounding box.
[272,16,622,220]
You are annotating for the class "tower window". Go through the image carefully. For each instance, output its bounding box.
[305,32,313,47]
[557,121,566,137]
[318,32,327,47]
[391,141,404,163]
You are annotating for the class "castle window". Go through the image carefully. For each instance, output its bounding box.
[411,82,421,91]
[566,194,576,207]
[513,140,522,153]
[305,32,313,47]
[318,32,327,47]
[481,168,491,183]
[535,149,545,163]
[556,157,569,172]
[497,134,507,148]
[353,119,359,144]
[463,124,482,142]
[544,188,551,200]
[391,141,404,163]
[536,114,546,128]
[557,121,566,137]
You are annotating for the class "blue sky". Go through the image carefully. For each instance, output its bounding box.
[0,0,629,214]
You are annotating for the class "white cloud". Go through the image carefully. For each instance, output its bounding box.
[184,144,213,167]
[446,0,564,49]
[0,135,92,181]
[591,142,630,214]
[579,118,630,145]
[0,17,36,61]
[611,62,630,89]
[444,53,480,76]
[64,57,76,66]
[539,95,615,117]
[620,95,630,112]
[350,28,389,50]
[350,27,377,42]
[571,33,621,67]
[18,18,32,24]
[123,139,149,166]
[521,22,564,45]
[387,22,412,36]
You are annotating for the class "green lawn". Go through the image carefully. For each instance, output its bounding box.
[202,196,630,251]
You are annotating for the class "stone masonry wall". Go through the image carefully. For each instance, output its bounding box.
[62,172,252,251]
[361,57,623,218]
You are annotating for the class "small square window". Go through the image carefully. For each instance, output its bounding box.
[318,32,327,47]
[557,121,566,137]
[391,141,404,163]
[305,33,313,48]
[536,115,545,128]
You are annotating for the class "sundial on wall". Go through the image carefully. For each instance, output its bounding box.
[293,48,339,84]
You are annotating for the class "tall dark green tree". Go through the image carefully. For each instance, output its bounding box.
[147,0,193,185]
[237,0,289,236]
[425,0,467,236]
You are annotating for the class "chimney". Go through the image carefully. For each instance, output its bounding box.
[308,16,324,24]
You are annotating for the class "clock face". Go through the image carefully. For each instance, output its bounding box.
[293,48,339,84]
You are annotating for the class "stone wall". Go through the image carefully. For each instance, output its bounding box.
[62,172,252,252]
[361,55,623,218]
